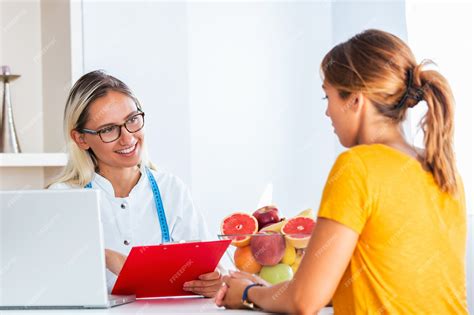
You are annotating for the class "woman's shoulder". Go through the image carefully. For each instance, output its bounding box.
[333,145,368,168]
[343,143,388,157]
[335,144,430,182]
[331,144,395,174]
[338,144,416,165]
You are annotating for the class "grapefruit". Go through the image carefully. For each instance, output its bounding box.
[281,217,315,249]
[234,246,262,274]
[220,212,258,247]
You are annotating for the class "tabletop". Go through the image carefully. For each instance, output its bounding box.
[0,297,334,314]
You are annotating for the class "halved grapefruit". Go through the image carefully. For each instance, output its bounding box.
[220,212,258,247]
[281,217,315,249]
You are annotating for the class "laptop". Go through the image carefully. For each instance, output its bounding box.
[0,189,135,309]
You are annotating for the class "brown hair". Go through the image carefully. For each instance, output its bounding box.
[321,29,457,194]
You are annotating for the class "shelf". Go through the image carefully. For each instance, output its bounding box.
[0,153,68,167]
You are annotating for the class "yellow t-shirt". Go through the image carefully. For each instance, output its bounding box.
[318,144,467,314]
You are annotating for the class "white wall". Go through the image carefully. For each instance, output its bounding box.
[187,2,334,235]
[82,1,193,186]
[82,1,336,236]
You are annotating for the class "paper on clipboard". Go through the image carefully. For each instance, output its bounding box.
[111,239,231,298]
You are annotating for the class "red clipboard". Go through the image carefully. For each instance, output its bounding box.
[111,239,231,298]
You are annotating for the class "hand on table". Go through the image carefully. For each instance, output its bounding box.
[215,275,254,309]
[183,270,223,297]
[214,270,270,309]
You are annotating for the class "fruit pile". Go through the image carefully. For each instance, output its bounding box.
[219,206,315,284]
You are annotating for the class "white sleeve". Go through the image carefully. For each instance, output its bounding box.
[106,270,117,293]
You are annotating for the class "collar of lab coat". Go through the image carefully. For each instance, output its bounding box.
[91,164,148,199]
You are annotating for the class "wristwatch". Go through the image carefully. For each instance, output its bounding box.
[241,283,263,310]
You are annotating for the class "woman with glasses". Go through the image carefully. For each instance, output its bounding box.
[49,70,222,297]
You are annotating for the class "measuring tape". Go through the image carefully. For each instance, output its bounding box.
[85,167,170,243]
[145,167,170,243]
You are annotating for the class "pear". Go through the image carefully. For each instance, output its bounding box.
[260,219,288,233]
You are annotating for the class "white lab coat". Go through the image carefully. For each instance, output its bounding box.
[49,165,212,292]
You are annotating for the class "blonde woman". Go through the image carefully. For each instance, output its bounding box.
[49,70,222,297]
[215,29,467,313]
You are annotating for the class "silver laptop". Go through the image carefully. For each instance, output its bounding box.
[0,189,135,309]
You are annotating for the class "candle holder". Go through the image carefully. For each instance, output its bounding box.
[0,65,21,153]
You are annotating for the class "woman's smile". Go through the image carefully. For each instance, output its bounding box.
[114,142,138,157]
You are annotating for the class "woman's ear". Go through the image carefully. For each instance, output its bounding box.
[70,130,90,150]
[349,92,365,113]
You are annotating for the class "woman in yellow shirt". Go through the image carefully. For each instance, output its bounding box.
[215,29,467,314]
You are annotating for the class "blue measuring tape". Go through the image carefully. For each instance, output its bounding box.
[85,167,170,243]
[144,167,170,243]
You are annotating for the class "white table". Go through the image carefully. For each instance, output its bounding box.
[0,297,334,314]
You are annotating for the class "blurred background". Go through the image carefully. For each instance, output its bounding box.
[0,0,472,310]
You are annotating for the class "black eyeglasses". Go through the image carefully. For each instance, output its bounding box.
[80,112,145,143]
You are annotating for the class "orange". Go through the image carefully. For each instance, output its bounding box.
[234,246,262,274]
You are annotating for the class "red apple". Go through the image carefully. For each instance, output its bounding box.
[252,205,280,230]
[250,231,286,266]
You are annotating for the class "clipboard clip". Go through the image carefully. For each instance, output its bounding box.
[164,240,202,245]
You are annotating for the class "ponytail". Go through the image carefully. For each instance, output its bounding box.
[321,30,459,194]
[416,60,457,194]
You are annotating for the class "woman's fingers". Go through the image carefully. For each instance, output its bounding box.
[187,283,222,297]
[222,275,231,285]
[198,270,221,280]
[229,270,254,280]
[183,278,221,289]
[215,283,228,307]
[183,270,224,297]
[184,278,224,297]
[229,270,270,286]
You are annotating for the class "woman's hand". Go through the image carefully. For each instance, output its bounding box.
[104,249,127,275]
[215,275,254,309]
[183,269,223,297]
[214,271,269,309]
[227,270,270,286]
